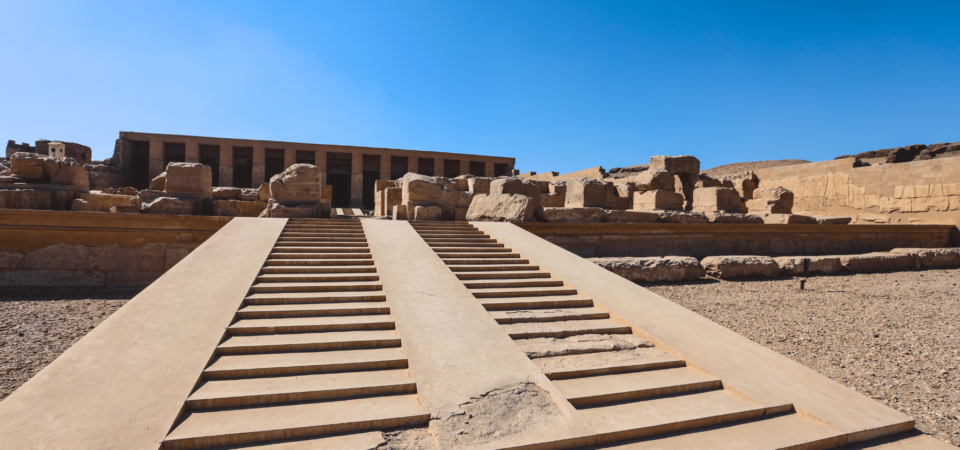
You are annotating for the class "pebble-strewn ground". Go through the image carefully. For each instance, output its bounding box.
[644,269,960,447]
[0,287,140,401]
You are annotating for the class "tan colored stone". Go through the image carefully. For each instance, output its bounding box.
[465,193,536,222]
[692,187,741,212]
[762,214,817,224]
[703,212,764,224]
[701,255,780,279]
[401,172,444,205]
[590,256,705,282]
[213,187,242,200]
[150,171,167,190]
[269,164,322,204]
[468,177,492,195]
[258,200,320,218]
[649,155,700,175]
[535,207,606,222]
[49,161,90,190]
[566,177,616,209]
[412,205,442,221]
[604,209,659,223]
[746,186,794,214]
[71,192,140,212]
[634,189,684,211]
[840,252,919,273]
[539,192,565,208]
[815,216,852,225]
[656,210,709,223]
[890,248,960,268]
[257,183,271,201]
[633,169,674,192]
[213,200,268,217]
[110,205,140,214]
[774,256,843,276]
[9,152,48,182]
[393,204,408,221]
[142,196,195,215]
[165,163,212,196]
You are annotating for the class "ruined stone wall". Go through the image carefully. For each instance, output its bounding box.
[0,210,231,286]
[755,157,960,226]
[520,166,605,182]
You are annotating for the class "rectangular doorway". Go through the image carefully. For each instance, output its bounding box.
[233,147,254,188]
[327,152,352,208]
[199,144,220,186]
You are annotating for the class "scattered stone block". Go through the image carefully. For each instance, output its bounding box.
[815,216,852,225]
[634,190,684,211]
[633,169,674,192]
[535,207,607,223]
[890,248,960,268]
[257,183,271,201]
[774,256,843,276]
[393,204,408,221]
[413,205,442,221]
[745,187,793,214]
[649,155,700,175]
[213,187,241,200]
[590,256,705,282]
[0,189,73,210]
[9,152,47,182]
[70,192,140,212]
[468,177,492,195]
[716,171,758,201]
[142,197,195,215]
[691,187,741,212]
[762,214,817,225]
[840,252,919,273]
[402,172,444,205]
[49,161,89,190]
[701,255,780,279]
[566,177,616,209]
[703,212,764,224]
[109,205,140,214]
[163,163,212,196]
[539,192,565,208]
[604,210,659,223]
[213,199,268,217]
[656,210,709,223]
[258,201,322,218]
[465,193,536,222]
[150,172,167,190]
[270,164,322,204]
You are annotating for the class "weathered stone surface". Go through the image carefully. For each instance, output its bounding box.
[649,155,700,175]
[815,216,853,225]
[692,187,741,212]
[716,171,758,200]
[491,177,541,208]
[840,252,919,273]
[49,161,89,190]
[270,164,322,204]
[516,334,652,359]
[701,255,780,279]
[603,209,659,223]
[468,177,492,195]
[633,169,674,192]
[238,188,259,201]
[656,209,709,223]
[590,256,705,282]
[70,192,140,212]
[634,189,684,211]
[212,187,241,200]
[0,189,74,210]
[392,204,408,221]
[745,186,794,214]
[401,172,444,205]
[548,181,566,197]
[213,200,268,217]
[110,205,140,214]
[257,183,271,201]
[84,164,123,191]
[150,172,167,191]
[412,205,442,221]
[258,200,320,218]
[703,212,764,224]
[774,256,843,276]
[535,207,606,223]
[465,193,536,222]
[539,192,565,208]
[565,177,615,209]
[9,152,48,182]
[762,214,817,225]
[165,163,212,196]
[890,248,960,269]
[141,197,195,215]
[0,250,24,269]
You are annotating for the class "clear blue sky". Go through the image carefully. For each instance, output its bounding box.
[2,1,958,173]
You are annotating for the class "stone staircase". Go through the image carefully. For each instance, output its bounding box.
[160,219,428,450]
[411,221,847,450]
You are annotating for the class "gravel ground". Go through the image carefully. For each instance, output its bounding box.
[0,286,141,402]
[644,269,960,447]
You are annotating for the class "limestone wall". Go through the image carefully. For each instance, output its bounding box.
[0,210,231,286]
[755,157,960,226]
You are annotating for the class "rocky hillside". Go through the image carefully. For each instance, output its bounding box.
[702,159,810,177]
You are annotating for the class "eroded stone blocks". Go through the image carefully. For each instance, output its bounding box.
[691,187,741,212]
[701,255,780,279]
[634,190,684,211]
[466,193,536,222]
[590,256,705,282]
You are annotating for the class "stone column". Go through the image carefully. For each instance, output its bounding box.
[315,150,327,186]
[434,158,443,178]
[485,161,494,178]
[459,159,469,177]
[219,145,234,188]
[351,153,364,207]
[252,145,266,187]
[148,139,164,179]
[284,149,296,169]
[185,141,200,163]
[380,152,391,181]
[407,156,418,176]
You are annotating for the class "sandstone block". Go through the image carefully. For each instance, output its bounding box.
[49,161,89,190]
[815,216,853,225]
[774,256,843,276]
[454,206,469,221]
[392,204,408,221]
[270,164,322,204]
[890,248,960,268]
[150,172,167,190]
[109,205,140,214]
[590,256,705,282]
[413,205,442,221]
[402,172,444,205]
[238,188,260,201]
[565,177,616,208]
[691,187,741,212]
[649,155,700,175]
[491,177,541,207]
[71,192,140,212]
[465,193,536,222]
[549,181,567,196]
[375,179,397,192]
[452,175,473,191]
[258,200,321,218]
[257,183,271,201]
[634,190,684,211]
[762,214,817,224]
[633,169,674,192]
[840,252,919,273]
[0,189,72,210]
[656,210,710,223]
[9,152,48,182]
[745,186,793,214]
[468,177,492,195]
[717,171,758,200]
[539,192,565,208]
[142,197,195,215]
[701,255,780,279]
[703,212,764,224]
[213,187,241,200]
[604,210,659,223]
[165,163,212,196]
[214,199,269,217]
[535,207,607,223]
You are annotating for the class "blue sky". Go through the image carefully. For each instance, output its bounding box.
[2,1,958,173]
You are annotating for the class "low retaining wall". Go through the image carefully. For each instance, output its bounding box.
[519,222,955,259]
[0,210,232,286]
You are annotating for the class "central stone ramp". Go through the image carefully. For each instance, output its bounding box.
[161,219,428,450]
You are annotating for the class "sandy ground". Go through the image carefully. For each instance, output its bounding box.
[0,286,140,401]
[644,268,960,447]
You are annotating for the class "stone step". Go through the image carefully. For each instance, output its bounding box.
[288,219,362,224]
[228,315,395,335]
[245,291,387,305]
[448,264,540,272]
[421,237,495,243]
[277,237,367,242]
[462,278,564,289]
[430,247,513,253]
[249,281,382,293]
[489,307,609,324]
[410,224,476,230]
[255,273,380,283]
[274,242,368,247]
[203,431,385,450]
[186,369,416,410]
[444,258,531,265]
[553,367,721,407]
[268,253,373,260]
[216,330,401,356]
[435,252,520,258]
[469,286,579,298]
[535,348,685,380]
[280,232,365,238]
[237,302,390,319]
[260,265,377,274]
[162,394,428,450]
[415,229,486,234]
[284,224,363,230]
[206,347,407,378]
[456,270,551,280]
[264,258,374,266]
[427,242,504,247]
[271,247,370,253]
[480,295,595,310]
[501,318,632,339]
[418,233,490,239]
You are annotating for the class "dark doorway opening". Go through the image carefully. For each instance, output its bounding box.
[199,144,220,186]
[469,161,485,177]
[128,140,150,190]
[163,143,186,170]
[362,154,380,210]
[233,147,254,188]
[390,156,408,180]
[495,163,509,177]
[444,159,460,178]
[418,158,435,176]
[327,152,352,208]
[296,150,315,165]
[265,149,285,182]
